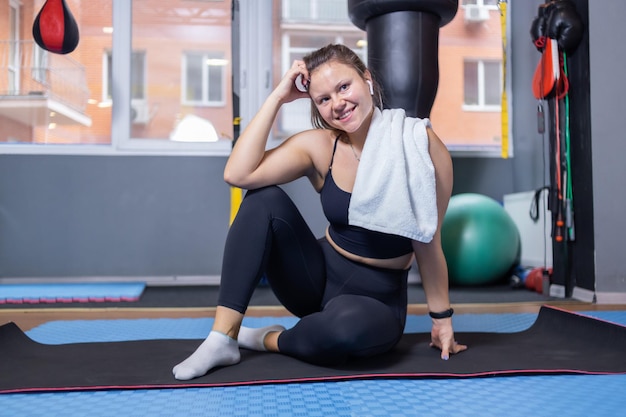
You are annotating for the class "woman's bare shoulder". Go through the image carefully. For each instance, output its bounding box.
[287,128,336,154]
[290,127,334,142]
[287,128,336,189]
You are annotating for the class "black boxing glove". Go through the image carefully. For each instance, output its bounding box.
[545,0,584,54]
[530,3,550,52]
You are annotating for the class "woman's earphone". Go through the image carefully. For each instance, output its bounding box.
[366,80,374,95]
[295,74,309,92]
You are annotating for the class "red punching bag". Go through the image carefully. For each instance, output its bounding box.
[32,0,79,54]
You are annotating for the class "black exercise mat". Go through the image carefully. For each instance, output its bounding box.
[1,306,625,394]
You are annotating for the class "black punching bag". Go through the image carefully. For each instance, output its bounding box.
[348,0,458,118]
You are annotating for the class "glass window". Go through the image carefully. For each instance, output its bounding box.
[464,60,502,108]
[0,0,507,155]
[484,61,501,106]
[130,51,146,100]
[185,53,204,102]
[8,2,19,93]
[105,51,146,101]
[0,0,232,150]
[183,51,226,106]
[464,62,479,106]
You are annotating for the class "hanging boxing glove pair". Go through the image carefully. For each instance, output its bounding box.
[530,1,584,100]
[530,0,584,55]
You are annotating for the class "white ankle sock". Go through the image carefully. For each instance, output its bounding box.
[172,331,240,380]
[237,325,286,351]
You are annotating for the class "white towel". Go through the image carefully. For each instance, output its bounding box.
[348,108,437,243]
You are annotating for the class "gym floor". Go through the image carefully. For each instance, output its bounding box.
[0,282,600,331]
[2,284,625,417]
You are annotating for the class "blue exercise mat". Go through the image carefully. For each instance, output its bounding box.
[25,313,540,344]
[0,282,146,304]
[23,310,626,344]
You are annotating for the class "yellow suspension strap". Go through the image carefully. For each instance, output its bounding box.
[499,0,509,159]
[230,116,243,226]
[230,186,243,226]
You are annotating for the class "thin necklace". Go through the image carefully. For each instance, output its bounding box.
[348,140,361,162]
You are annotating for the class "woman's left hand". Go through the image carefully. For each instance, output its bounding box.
[430,318,468,360]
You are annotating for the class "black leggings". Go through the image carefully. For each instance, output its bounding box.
[218,186,409,366]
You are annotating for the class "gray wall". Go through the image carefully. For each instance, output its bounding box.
[588,0,626,297]
[0,155,230,278]
[0,1,623,298]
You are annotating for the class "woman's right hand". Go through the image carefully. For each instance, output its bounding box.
[273,60,311,104]
[224,61,318,190]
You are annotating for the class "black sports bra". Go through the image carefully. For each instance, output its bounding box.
[320,138,413,259]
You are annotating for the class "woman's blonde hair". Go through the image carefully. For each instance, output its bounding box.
[303,44,382,133]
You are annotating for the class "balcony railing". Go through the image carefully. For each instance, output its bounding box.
[0,40,90,113]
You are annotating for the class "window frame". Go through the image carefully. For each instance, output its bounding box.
[8,0,20,94]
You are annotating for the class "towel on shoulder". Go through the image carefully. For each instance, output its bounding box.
[348,108,437,243]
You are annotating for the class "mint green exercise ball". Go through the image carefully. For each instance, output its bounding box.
[441,193,521,286]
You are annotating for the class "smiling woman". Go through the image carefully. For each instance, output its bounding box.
[171,42,464,382]
[306,61,376,135]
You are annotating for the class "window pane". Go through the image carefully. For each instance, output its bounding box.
[131,0,233,142]
[106,53,113,100]
[464,61,479,106]
[9,6,17,80]
[207,63,223,103]
[131,51,146,100]
[484,61,501,106]
[317,0,349,22]
[185,53,204,102]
